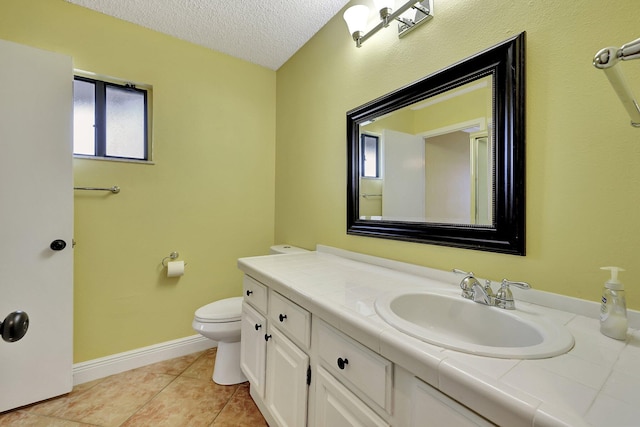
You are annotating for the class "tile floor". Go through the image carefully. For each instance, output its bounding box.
[0,348,267,427]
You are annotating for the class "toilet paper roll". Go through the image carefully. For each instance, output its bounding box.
[167,260,185,277]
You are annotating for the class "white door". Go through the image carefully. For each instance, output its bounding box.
[265,325,309,427]
[382,129,425,221]
[0,39,73,412]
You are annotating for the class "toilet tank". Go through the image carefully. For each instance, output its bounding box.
[270,244,308,254]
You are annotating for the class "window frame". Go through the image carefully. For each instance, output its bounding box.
[73,73,151,162]
[360,133,380,178]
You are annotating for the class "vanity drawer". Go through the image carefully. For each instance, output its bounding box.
[316,320,392,413]
[268,291,311,350]
[243,275,268,314]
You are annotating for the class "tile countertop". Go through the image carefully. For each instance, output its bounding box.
[237,246,640,427]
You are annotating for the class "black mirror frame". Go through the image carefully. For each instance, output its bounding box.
[347,33,525,255]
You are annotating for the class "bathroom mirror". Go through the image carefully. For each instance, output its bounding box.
[347,33,525,255]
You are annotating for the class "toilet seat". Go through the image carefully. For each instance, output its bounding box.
[194,296,242,323]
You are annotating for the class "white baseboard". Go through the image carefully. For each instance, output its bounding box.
[72,335,215,386]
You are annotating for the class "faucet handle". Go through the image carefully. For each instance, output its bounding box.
[495,279,531,309]
[502,279,531,290]
[452,268,473,277]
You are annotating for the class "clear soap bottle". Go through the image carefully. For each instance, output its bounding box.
[599,266,628,340]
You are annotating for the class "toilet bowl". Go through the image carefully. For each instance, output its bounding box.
[192,296,246,385]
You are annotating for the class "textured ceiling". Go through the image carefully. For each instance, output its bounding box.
[66,0,350,70]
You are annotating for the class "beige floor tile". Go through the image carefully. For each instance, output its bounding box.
[0,410,93,426]
[0,350,266,427]
[23,378,104,417]
[212,383,267,427]
[134,351,206,376]
[180,348,217,382]
[50,370,174,427]
[121,375,238,427]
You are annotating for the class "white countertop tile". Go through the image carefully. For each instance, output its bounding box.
[521,353,611,390]
[601,370,640,406]
[501,362,599,415]
[586,393,639,427]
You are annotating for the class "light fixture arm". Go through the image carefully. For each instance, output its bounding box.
[353,0,433,47]
[594,37,640,127]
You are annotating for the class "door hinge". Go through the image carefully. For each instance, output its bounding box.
[306,365,311,386]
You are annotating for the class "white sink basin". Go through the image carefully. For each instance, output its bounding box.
[374,289,574,359]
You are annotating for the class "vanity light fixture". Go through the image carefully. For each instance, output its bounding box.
[343,0,433,48]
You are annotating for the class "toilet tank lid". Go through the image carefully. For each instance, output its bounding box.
[195,297,243,322]
[270,244,308,254]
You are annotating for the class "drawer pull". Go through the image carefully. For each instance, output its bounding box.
[264,334,272,342]
[255,323,262,330]
[279,314,288,322]
[246,290,253,296]
[337,357,349,370]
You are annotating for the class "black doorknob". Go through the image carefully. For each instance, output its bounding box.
[255,323,262,330]
[246,290,253,296]
[50,239,67,251]
[1,311,29,343]
[264,334,272,342]
[337,357,349,370]
[279,314,287,322]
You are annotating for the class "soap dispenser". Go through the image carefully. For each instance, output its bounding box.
[599,266,628,340]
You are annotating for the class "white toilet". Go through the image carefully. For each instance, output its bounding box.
[192,244,307,385]
[192,296,245,385]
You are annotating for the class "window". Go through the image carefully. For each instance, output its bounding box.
[360,134,380,178]
[73,75,150,161]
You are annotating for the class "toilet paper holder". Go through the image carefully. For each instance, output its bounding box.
[161,251,187,268]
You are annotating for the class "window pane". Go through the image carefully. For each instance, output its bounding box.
[362,135,379,178]
[105,85,145,159]
[73,80,95,155]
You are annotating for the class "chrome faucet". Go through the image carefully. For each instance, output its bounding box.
[494,279,531,310]
[453,269,530,309]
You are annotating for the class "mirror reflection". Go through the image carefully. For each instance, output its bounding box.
[359,75,494,225]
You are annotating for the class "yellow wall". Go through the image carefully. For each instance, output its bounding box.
[0,0,276,362]
[276,2,640,309]
[2,0,640,364]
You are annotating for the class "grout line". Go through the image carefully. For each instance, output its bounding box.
[209,383,242,427]
[119,350,210,425]
[117,373,181,426]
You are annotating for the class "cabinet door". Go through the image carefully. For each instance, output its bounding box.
[411,378,494,427]
[265,325,309,427]
[241,302,267,398]
[314,366,389,427]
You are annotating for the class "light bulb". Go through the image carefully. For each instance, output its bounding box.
[343,5,370,37]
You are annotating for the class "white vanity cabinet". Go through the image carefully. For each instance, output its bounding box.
[240,272,490,427]
[241,275,312,427]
